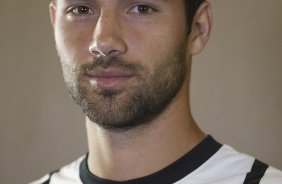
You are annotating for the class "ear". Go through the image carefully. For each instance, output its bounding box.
[189,1,213,55]
[49,2,57,28]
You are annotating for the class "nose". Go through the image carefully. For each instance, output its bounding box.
[89,11,127,57]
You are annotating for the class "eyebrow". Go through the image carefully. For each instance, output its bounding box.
[62,0,170,2]
[62,0,91,2]
[60,0,171,7]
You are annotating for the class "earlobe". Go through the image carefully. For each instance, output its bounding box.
[189,1,213,55]
[49,2,57,27]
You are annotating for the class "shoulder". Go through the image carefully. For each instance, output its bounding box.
[178,144,282,184]
[260,166,282,184]
[211,145,282,184]
[29,156,85,184]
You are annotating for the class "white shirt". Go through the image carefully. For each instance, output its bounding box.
[31,136,282,184]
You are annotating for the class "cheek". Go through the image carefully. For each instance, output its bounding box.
[55,20,93,64]
[127,24,187,74]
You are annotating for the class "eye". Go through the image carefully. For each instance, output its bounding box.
[67,5,94,15]
[129,4,156,15]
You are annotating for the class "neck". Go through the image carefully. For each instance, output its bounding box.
[86,83,205,181]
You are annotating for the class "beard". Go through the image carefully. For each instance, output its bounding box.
[60,42,187,132]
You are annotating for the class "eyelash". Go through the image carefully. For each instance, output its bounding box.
[67,5,94,16]
[128,4,156,15]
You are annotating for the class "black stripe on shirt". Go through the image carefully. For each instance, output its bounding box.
[42,177,50,184]
[243,159,269,184]
[42,169,60,184]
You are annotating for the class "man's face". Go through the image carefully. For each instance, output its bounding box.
[51,0,191,131]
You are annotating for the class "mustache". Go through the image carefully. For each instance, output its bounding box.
[80,56,143,74]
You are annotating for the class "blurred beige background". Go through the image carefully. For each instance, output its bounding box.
[0,0,281,183]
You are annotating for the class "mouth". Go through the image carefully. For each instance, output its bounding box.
[84,67,135,89]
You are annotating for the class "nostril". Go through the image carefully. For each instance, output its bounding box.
[89,49,106,57]
[108,50,122,57]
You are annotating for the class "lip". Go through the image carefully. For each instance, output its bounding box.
[84,67,135,89]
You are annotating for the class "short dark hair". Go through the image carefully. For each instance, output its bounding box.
[184,0,205,31]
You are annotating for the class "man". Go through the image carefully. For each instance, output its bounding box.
[32,0,282,183]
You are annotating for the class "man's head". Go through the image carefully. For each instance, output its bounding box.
[49,0,212,131]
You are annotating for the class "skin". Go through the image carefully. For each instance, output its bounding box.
[50,0,213,181]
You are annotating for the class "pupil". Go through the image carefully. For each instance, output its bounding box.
[79,7,88,14]
[138,5,149,13]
